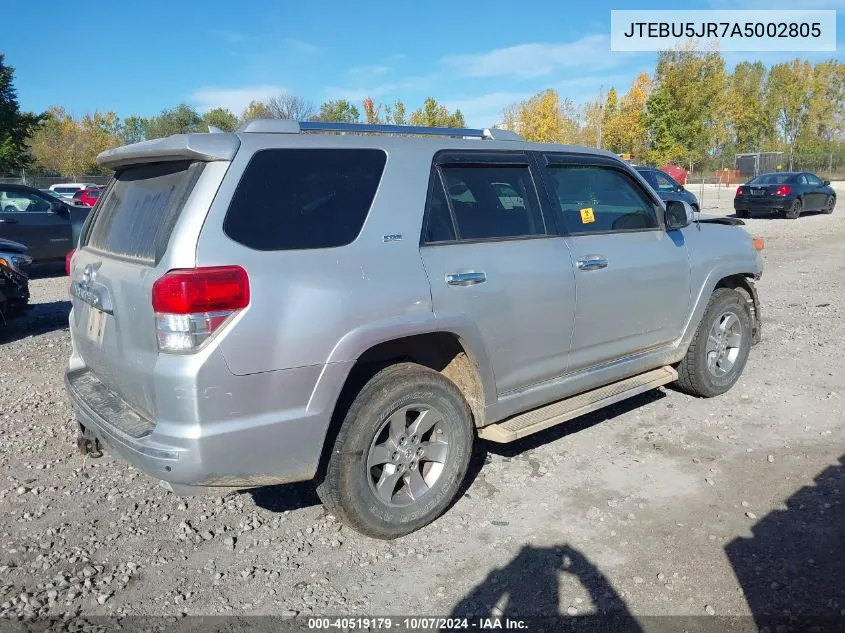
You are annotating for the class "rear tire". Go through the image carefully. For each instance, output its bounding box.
[316,363,473,539]
[823,195,835,215]
[736,209,750,219]
[785,198,802,219]
[676,288,753,398]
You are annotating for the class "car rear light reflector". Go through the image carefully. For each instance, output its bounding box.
[775,185,792,196]
[152,266,249,353]
[65,248,76,276]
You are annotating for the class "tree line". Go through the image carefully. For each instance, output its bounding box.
[502,49,844,173]
[1,48,843,179]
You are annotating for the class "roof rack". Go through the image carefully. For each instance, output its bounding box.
[237,119,522,141]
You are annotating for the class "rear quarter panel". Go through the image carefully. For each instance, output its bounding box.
[195,135,437,376]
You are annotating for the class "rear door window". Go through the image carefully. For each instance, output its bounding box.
[84,161,203,264]
[223,149,387,251]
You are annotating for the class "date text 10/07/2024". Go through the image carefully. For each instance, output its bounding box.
[307,617,529,630]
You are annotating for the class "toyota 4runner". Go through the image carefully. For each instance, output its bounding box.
[66,120,764,539]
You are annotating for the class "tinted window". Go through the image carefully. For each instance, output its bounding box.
[748,173,792,185]
[437,165,544,240]
[653,171,679,192]
[805,173,823,185]
[0,189,51,213]
[86,161,203,264]
[546,165,659,234]
[422,175,457,243]
[89,189,101,198]
[224,149,386,251]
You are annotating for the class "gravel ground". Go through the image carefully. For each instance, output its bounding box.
[1,183,843,624]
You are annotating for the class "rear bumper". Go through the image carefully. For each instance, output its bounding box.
[64,360,352,490]
[734,197,792,211]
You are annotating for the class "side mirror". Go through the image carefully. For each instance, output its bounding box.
[676,184,685,192]
[665,200,694,230]
[823,179,831,186]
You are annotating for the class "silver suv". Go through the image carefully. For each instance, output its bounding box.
[66,121,764,539]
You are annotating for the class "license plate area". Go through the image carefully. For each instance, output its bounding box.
[86,307,106,344]
[751,189,765,196]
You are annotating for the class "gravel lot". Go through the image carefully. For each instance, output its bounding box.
[1,183,843,625]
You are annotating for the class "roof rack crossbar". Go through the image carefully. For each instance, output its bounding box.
[237,119,521,141]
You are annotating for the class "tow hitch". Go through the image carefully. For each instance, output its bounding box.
[77,426,103,458]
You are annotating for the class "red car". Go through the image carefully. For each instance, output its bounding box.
[72,187,104,207]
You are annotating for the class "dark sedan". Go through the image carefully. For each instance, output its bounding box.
[0,183,94,264]
[734,172,836,219]
[635,167,700,211]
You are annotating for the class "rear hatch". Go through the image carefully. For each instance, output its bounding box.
[69,133,236,422]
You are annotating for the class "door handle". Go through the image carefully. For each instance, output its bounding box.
[0,218,18,224]
[446,271,487,286]
[576,255,608,271]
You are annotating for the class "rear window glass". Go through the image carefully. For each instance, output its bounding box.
[55,187,80,194]
[223,148,387,251]
[85,161,203,264]
[748,173,793,185]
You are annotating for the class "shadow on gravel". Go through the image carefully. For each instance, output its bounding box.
[249,481,321,513]
[726,453,845,630]
[1,300,70,344]
[450,544,642,632]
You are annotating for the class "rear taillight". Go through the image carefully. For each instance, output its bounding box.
[735,186,746,197]
[152,266,249,353]
[775,185,792,196]
[65,248,76,276]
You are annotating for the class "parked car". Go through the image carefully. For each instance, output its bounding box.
[734,171,836,219]
[0,239,31,321]
[66,120,764,539]
[0,184,93,264]
[72,187,104,207]
[42,189,90,207]
[636,166,700,211]
[49,183,98,199]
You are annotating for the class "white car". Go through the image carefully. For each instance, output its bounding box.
[49,183,97,199]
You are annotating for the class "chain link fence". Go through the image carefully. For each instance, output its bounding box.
[0,171,111,189]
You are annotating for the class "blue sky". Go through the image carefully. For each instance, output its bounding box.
[4,0,843,128]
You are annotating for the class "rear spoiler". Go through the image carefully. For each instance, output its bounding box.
[97,133,240,170]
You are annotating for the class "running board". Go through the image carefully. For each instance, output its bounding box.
[478,366,678,443]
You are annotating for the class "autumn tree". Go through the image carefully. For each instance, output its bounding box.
[600,88,621,152]
[315,99,360,123]
[617,72,651,158]
[362,97,382,124]
[501,90,577,143]
[725,61,771,152]
[241,100,273,121]
[29,107,120,177]
[267,93,314,120]
[409,97,465,128]
[201,107,239,132]
[0,54,43,171]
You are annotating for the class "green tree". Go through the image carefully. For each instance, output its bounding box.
[383,99,407,126]
[766,60,814,170]
[409,97,465,128]
[120,115,150,144]
[201,107,239,132]
[145,104,202,139]
[315,99,360,123]
[0,54,43,171]
[601,88,621,152]
[726,61,771,152]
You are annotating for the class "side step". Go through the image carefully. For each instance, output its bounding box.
[478,366,678,443]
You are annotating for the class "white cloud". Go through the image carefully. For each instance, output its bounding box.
[324,75,435,103]
[709,0,843,7]
[347,65,391,77]
[207,29,246,44]
[440,92,534,128]
[442,35,633,79]
[191,84,285,114]
[284,38,321,54]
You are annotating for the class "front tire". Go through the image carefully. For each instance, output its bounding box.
[676,288,753,398]
[823,195,835,215]
[316,363,473,539]
[785,198,802,219]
